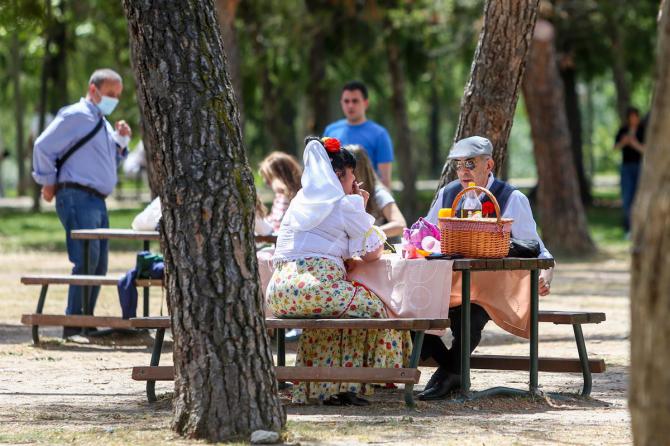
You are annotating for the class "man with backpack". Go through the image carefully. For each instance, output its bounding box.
[32,68,132,338]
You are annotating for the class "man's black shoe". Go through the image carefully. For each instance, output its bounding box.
[62,326,82,339]
[416,366,449,398]
[417,373,461,401]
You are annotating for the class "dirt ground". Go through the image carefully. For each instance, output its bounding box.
[0,247,631,445]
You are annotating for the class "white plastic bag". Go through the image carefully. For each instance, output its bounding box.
[132,197,161,230]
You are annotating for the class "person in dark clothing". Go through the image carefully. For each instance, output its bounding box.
[614,107,645,236]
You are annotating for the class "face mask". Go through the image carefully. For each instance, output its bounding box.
[95,89,119,115]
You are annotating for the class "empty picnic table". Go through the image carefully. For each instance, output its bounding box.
[71,229,160,318]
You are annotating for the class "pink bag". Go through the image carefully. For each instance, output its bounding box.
[403,217,441,249]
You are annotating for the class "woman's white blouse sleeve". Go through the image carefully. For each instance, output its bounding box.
[340,195,387,258]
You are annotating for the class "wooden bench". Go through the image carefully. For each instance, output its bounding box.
[419,310,606,396]
[20,274,163,344]
[129,316,449,407]
[129,309,605,405]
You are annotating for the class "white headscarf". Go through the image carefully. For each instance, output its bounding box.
[282,139,344,231]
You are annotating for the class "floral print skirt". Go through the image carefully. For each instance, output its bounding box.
[267,257,412,404]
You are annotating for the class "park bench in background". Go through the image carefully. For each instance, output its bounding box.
[129,316,449,407]
[20,274,163,344]
[129,309,605,406]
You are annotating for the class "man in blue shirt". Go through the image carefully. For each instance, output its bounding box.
[32,68,132,338]
[324,81,394,189]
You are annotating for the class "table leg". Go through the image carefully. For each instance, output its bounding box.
[460,269,471,394]
[143,240,150,317]
[573,324,592,396]
[404,330,425,407]
[530,269,539,394]
[147,327,165,403]
[31,285,49,344]
[82,239,90,315]
[276,328,290,390]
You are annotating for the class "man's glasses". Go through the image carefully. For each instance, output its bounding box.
[451,158,477,170]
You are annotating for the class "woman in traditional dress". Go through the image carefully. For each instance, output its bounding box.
[267,136,411,405]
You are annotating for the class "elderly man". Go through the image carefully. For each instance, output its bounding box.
[32,68,132,338]
[418,136,553,400]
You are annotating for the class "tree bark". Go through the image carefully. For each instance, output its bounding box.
[386,34,418,220]
[214,0,244,130]
[305,0,331,135]
[429,81,441,177]
[559,53,592,205]
[608,25,632,122]
[10,29,26,196]
[630,1,670,443]
[436,0,539,191]
[522,19,595,256]
[123,0,285,441]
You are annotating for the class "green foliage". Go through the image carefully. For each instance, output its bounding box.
[0,0,660,195]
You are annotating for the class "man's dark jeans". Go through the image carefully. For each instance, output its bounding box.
[420,304,491,374]
[55,187,109,315]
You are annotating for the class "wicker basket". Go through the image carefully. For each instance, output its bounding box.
[438,185,513,258]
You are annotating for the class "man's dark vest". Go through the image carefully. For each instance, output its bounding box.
[441,178,516,216]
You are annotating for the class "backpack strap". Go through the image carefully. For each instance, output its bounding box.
[55,116,105,179]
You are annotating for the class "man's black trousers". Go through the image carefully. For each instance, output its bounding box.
[420,304,491,374]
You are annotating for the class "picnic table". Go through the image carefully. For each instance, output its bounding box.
[453,257,552,398]
[71,229,160,318]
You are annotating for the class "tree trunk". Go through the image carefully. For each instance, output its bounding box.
[10,30,26,196]
[429,82,441,177]
[386,35,418,220]
[47,0,68,115]
[305,0,331,135]
[522,19,595,256]
[123,0,285,441]
[32,0,55,213]
[630,1,670,443]
[559,53,592,205]
[436,0,539,191]
[214,0,244,130]
[608,25,631,122]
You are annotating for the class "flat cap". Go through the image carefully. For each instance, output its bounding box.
[447,136,493,159]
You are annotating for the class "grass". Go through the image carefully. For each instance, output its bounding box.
[0,189,627,254]
[0,207,143,252]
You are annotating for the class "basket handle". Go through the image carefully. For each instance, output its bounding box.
[450,185,502,223]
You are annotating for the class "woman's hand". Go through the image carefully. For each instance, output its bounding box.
[344,258,357,273]
[352,181,370,208]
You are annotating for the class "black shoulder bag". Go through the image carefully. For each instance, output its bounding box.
[55,117,105,179]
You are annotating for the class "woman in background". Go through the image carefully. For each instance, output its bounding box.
[347,145,406,240]
[259,151,302,232]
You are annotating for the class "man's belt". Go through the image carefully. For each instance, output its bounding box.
[56,182,107,200]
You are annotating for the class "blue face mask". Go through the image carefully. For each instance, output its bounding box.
[95,89,119,115]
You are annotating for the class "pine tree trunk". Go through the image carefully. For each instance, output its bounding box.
[630,1,670,443]
[522,19,594,256]
[436,0,539,191]
[123,0,285,441]
[10,30,26,196]
[215,0,243,129]
[560,56,592,205]
[305,0,331,135]
[608,26,632,122]
[386,34,418,220]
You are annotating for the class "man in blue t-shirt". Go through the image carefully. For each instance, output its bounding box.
[324,81,394,188]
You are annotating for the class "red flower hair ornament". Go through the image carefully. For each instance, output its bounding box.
[321,137,341,153]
